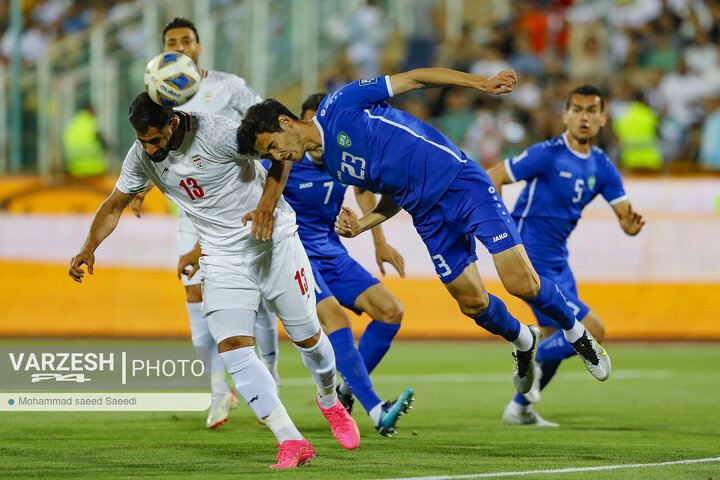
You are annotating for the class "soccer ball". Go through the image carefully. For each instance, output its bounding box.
[144,52,202,106]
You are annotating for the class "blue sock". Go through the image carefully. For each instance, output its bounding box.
[358,320,401,374]
[474,294,521,341]
[536,330,577,363]
[512,392,531,406]
[529,277,576,330]
[327,328,382,413]
[539,360,561,391]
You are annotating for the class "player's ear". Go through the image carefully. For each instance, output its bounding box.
[196,42,202,57]
[278,115,292,129]
[169,115,180,132]
[562,110,568,127]
[599,111,608,127]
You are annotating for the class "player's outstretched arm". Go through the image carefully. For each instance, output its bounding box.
[69,188,135,283]
[613,200,645,236]
[335,195,401,238]
[128,180,156,218]
[354,187,405,277]
[243,159,292,241]
[389,68,517,97]
[486,162,514,198]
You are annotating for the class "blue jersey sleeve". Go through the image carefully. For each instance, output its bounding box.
[599,157,627,206]
[504,142,554,183]
[331,76,394,111]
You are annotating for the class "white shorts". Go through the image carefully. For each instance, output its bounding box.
[200,233,318,327]
[178,212,201,287]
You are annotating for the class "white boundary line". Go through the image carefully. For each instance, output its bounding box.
[377,457,720,480]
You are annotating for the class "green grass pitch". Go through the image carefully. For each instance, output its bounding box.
[1,340,718,479]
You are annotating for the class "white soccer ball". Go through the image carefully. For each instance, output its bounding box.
[144,52,202,106]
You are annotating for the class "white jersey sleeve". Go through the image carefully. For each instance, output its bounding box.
[115,143,150,195]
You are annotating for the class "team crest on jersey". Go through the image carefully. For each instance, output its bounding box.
[337,132,352,148]
[359,78,377,86]
[588,175,596,190]
[192,156,205,171]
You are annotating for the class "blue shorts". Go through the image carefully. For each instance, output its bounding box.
[529,260,590,327]
[310,253,380,314]
[412,160,523,283]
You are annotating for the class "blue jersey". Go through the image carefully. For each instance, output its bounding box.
[264,155,349,258]
[314,76,467,217]
[505,133,626,265]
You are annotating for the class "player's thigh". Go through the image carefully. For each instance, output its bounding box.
[354,283,404,324]
[492,243,541,300]
[205,308,256,351]
[316,296,352,333]
[444,262,491,318]
[199,255,261,318]
[178,215,202,289]
[258,234,321,342]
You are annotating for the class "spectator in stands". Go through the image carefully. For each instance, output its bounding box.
[699,96,720,171]
[62,106,108,177]
[613,91,662,171]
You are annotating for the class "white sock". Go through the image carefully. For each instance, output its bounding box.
[263,405,303,444]
[511,324,534,351]
[294,330,337,408]
[219,346,281,419]
[254,302,280,385]
[187,302,230,396]
[563,320,585,343]
[369,402,383,425]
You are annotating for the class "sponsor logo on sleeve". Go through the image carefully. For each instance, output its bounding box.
[359,78,377,86]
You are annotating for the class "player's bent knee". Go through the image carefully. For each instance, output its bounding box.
[292,330,321,349]
[283,314,322,345]
[376,297,404,325]
[185,284,202,303]
[456,292,490,318]
[504,277,540,301]
[218,335,254,352]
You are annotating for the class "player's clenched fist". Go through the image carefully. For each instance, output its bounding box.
[480,69,517,95]
[69,250,95,283]
[335,206,359,238]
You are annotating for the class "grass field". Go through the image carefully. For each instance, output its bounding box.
[1,339,719,479]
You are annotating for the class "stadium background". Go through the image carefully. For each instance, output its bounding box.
[1,0,719,340]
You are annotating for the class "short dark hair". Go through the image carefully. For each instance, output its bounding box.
[162,17,200,45]
[300,93,326,117]
[236,99,298,155]
[129,92,175,132]
[566,85,605,111]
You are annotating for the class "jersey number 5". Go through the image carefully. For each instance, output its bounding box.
[180,178,205,200]
[572,179,584,203]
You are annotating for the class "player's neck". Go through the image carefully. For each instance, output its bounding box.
[563,131,592,155]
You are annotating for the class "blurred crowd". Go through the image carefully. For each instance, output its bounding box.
[325,0,720,172]
[3,0,720,174]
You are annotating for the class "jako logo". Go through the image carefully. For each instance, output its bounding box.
[492,233,508,242]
